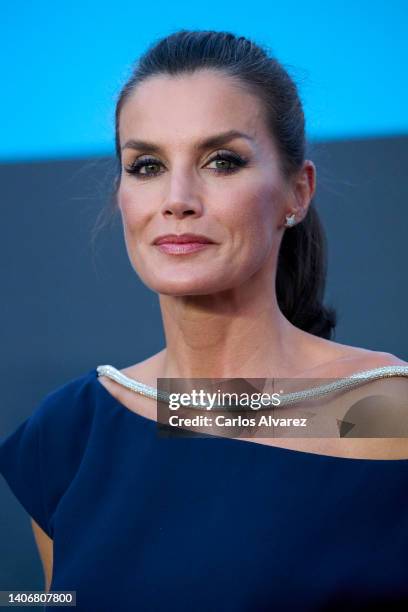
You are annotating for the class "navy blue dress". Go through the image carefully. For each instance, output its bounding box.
[1,367,408,611]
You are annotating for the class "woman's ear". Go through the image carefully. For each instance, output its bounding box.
[292,160,316,222]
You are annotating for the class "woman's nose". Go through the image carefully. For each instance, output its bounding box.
[160,171,203,218]
[162,200,200,218]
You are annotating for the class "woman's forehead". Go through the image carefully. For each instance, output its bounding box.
[119,72,268,152]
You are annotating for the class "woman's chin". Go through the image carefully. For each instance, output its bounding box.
[147,277,226,296]
[156,285,218,297]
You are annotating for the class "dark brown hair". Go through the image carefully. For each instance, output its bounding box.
[100,29,336,339]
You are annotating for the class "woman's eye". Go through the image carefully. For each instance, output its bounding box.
[124,151,247,178]
[206,152,247,173]
[124,157,164,177]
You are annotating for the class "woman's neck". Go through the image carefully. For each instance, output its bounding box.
[157,292,318,379]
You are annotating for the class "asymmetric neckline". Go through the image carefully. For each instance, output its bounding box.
[92,368,408,464]
[3,365,408,610]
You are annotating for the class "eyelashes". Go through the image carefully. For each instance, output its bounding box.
[123,151,249,179]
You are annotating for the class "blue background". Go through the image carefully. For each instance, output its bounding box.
[1,1,408,598]
[1,0,407,162]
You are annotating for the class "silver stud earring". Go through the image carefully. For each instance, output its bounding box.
[284,213,296,228]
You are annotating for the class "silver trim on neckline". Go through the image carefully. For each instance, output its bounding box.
[96,364,408,410]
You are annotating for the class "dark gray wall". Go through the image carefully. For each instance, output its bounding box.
[310,136,407,352]
[1,136,407,591]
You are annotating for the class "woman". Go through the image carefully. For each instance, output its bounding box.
[1,29,408,611]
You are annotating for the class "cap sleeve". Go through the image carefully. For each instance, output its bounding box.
[0,370,96,539]
[0,408,51,536]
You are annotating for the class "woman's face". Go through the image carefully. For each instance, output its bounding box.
[118,69,305,296]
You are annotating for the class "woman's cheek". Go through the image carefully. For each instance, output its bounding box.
[117,182,133,212]
[232,184,276,235]
[118,187,144,229]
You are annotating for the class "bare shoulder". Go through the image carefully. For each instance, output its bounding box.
[296,342,408,459]
[355,349,408,369]
[340,349,408,460]
[308,333,408,375]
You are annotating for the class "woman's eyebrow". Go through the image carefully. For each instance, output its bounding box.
[121,129,255,153]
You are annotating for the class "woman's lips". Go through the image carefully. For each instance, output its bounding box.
[155,242,214,255]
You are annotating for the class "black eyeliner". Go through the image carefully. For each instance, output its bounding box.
[124,150,249,177]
